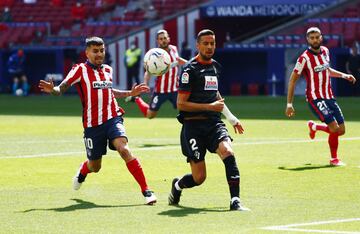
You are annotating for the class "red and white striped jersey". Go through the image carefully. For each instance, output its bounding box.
[154,45,180,93]
[62,61,123,128]
[293,46,334,101]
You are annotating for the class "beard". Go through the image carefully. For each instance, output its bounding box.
[310,43,321,50]
[160,43,169,49]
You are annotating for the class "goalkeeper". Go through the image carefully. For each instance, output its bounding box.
[168,29,249,211]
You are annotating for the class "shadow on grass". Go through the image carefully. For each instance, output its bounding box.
[278,164,335,171]
[139,143,178,148]
[158,205,228,217]
[22,198,143,213]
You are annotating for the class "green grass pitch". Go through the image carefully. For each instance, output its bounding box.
[0,95,360,233]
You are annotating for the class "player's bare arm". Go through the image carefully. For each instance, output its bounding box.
[285,71,300,118]
[177,57,188,65]
[328,67,356,84]
[143,71,151,86]
[170,57,187,69]
[38,79,70,96]
[113,83,150,98]
[177,91,224,112]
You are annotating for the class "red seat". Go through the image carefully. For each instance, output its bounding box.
[248,84,259,96]
[331,21,343,35]
[230,83,241,96]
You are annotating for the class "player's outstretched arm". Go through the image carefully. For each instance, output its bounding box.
[285,71,300,118]
[329,68,356,84]
[222,104,244,134]
[112,83,150,98]
[38,79,69,96]
[130,83,150,96]
[143,71,151,86]
[216,92,243,134]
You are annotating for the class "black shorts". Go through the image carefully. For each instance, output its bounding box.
[83,116,127,160]
[149,92,177,111]
[180,118,232,162]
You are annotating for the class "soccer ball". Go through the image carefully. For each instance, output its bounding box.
[143,48,171,76]
[15,89,23,96]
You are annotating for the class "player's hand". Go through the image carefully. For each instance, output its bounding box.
[38,78,54,93]
[130,83,150,96]
[210,98,224,112]
[233,121,244,134]
[285,106,295,118]
[345,74,356,84]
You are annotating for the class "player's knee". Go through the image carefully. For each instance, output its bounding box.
[117,146,131,157]
[219,148,234,158]
[89,164,101,173]
[193,173,206,184]
[329,125,340,133]
[338,128,345,136]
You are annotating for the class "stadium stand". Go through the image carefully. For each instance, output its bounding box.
[0,0,208,49]
[224,0,360,49]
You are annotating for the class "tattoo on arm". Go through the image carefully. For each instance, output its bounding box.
[112,89,131,98]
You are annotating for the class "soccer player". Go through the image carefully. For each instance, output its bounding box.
[285,27,356,166]
[126,29,188,119]
[168,29,250,211]
[38,37,157,205]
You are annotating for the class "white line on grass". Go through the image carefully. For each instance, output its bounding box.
[261,218,360,233]
[1,137,360,159]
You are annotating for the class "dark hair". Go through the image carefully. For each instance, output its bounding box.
[85,37,104,47]
[156,29,168,39]
[197,29,215,42]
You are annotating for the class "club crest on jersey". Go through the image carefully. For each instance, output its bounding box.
[181,72,189,83]
[204,76,218,90]
[92,80,112,89]
[314,63,329,73]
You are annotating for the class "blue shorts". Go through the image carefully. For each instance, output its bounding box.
[83,116,127,160]
[149,92,177,111]
[308,99,344,125]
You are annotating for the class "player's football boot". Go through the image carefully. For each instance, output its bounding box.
[330,158,346,167]
[168,178,182,205]
[307,120,316,139]
[124,96,137,103]
[230,197,250,211]
[72,167,86,190]
[143,190,157,205]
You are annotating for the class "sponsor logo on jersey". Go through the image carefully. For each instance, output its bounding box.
[181,72,189,83]
[204,76,218,90]
[92,80,112,89]
[314,63,329,73]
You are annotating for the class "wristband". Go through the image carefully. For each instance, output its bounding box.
[222,105,239,126]
[287,103,293,108]
[341,74,348,79]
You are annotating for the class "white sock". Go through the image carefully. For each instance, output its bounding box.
[231,197,240,204]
